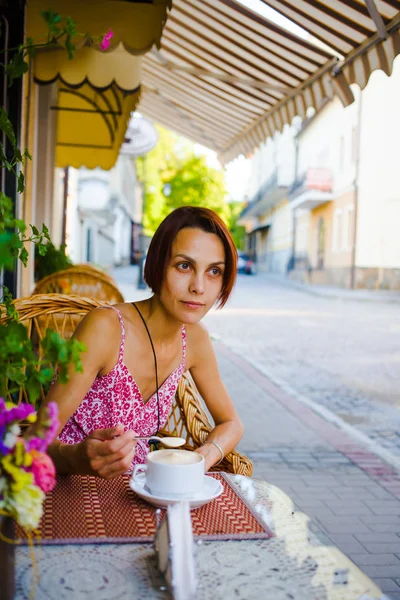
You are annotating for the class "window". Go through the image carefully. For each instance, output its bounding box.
[333,209,343,251]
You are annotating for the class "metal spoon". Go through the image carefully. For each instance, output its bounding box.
[134,435,186,448]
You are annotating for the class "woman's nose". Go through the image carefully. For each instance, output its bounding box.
[189,272,205,294]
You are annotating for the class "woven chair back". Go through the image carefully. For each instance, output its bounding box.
[68,264,116,284]
[1,294,252,475]
[33,268,124,303]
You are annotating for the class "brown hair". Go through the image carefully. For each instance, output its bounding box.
[144,206,237,308]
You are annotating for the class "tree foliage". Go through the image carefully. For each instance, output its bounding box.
[137,127,229,235]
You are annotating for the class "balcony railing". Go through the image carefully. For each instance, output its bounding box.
[289,168,333,198]
[240,170,279,217]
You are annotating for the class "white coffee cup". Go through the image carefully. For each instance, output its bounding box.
[131,449,204,498]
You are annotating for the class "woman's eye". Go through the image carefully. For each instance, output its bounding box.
[210,268,222,276]
[178,262,190,270]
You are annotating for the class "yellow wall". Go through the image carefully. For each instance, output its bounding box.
[308,190,355,269]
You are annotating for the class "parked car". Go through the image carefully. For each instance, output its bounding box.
[237,251,257,275]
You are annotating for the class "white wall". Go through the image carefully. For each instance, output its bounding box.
[247,122,297,198]
[65,154,142,268]
[356,55,400,269]
[297,96,358,197]
[64,168,81,263]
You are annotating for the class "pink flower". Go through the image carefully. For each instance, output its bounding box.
[100,29,114,51]
[29,450,57,493]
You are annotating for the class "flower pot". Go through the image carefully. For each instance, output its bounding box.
[0,515,15,600]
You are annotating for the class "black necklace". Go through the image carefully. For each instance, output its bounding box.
[131,302,160,435]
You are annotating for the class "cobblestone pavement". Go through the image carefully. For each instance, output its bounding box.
[112,266,400,596]
[203,273,400,462]
[216,342,400,599]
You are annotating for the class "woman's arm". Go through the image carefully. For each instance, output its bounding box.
[187,324,244,472]
[36,308,137,478]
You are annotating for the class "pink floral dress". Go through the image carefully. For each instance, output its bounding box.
[58,306,187,467]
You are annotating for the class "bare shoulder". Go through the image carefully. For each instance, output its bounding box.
[185,322,214,368]
[74,305,121,341]
[185,321,211,345]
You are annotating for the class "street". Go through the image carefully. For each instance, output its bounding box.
[204,273,400,462]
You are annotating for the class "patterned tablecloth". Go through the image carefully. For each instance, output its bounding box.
[15,475,388,600]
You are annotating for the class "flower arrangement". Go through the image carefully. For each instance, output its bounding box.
[0,398,59,531]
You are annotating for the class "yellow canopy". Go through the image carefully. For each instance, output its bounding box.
[34,44,141,92]
[27,0,169,169]
[27,0,171,55]
[54,81,140,170]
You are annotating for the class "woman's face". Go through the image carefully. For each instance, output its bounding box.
[160,227,226,324]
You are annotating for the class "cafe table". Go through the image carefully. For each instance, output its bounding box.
[15,473,388,600]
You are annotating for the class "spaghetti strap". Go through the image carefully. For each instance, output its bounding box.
[101,306,125,362]
[181,325,187,364]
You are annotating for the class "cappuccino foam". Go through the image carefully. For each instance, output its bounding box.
[150,450,201,465]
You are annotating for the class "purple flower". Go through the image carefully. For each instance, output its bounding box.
[26,436,46,453]
[6,404,35,424]
[99,29,113,51]
[44,402,59,445]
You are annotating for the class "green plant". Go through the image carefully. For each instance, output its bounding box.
[0,12,111,405]
[34,242,73,281]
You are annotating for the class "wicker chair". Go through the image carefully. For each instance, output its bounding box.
[68,263,116,284]
[1,294,252,476]
[32,268,124,303]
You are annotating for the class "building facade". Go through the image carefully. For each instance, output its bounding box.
[238,124,297,274]
[65,155,143,269]
[240,54,400,290]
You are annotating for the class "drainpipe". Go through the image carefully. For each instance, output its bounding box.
[350,89,363,289]
[61,166,69,246]
[289,136,299,273]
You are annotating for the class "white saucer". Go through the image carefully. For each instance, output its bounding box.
[129,473,223,509]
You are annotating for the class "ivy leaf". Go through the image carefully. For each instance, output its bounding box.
[64,16,77,37]
[0,142,10,170]
[0,232,17,270]
[14,148,23,163]
[6,52,29,87]
[31,225,40,236]
[19,246,29,267]
[0,108,16,147]
[38,243,48,256]
[65,35,75,60]
[25,376,42,404]
[40,10,62,37]
[16,219,27,234]
[17,171,25,193]
[23,148,32,161]
[25,37,37,58]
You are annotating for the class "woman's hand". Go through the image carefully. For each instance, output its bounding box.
[59,424,138,479]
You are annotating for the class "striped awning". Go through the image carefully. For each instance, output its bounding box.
[138,0,400,164]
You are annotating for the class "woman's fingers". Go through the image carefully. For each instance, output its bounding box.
[87,429,136,457]
[85,428,138,476]
[96,446,137,479]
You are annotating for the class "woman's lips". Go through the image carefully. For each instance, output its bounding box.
[181,301,205,309]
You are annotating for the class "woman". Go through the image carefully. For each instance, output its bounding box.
[45,206,244,479]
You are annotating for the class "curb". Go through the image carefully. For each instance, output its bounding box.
[260,273,400,305]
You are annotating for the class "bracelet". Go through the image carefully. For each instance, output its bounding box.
[204,440,224,465]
